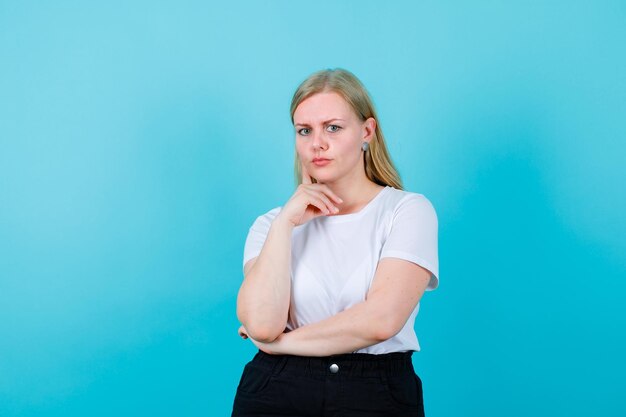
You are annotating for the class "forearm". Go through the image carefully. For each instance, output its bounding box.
[237,215,293,342]
[252,300,392,356]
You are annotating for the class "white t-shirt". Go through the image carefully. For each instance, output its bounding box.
[242,185,439,354]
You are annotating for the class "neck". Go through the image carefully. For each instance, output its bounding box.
[317,174,383,215]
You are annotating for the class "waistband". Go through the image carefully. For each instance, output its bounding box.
[249,349,415,377]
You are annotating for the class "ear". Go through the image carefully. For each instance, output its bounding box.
[362,117,377,141]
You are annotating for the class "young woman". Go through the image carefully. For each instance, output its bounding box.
[232,68,439,417]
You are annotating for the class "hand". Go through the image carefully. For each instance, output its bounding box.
[276,161,344,227]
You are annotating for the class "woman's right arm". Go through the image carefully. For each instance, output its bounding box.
[236,163,344,343]
[236,215,295,343]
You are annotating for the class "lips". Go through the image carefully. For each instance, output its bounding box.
[312,158,332,166]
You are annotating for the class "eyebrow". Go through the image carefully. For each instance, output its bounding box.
[294,118,345,127]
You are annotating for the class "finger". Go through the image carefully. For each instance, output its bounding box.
[302,191,336,215]
[304,188,339,214]
[320,184,344,204]
[301,160,312,185]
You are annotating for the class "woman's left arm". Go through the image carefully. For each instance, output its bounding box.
[239,257,431,356]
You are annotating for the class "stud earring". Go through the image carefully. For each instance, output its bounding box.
[361,142,369,152]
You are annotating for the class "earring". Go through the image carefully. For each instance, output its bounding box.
[361,141,369,152]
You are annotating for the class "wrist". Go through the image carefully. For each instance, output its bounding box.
[274,213,296,230]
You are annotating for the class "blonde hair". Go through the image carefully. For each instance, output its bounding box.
[290,68,404,190]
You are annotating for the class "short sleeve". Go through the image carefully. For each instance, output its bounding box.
[379,194,439,291]
[242,207,281,273]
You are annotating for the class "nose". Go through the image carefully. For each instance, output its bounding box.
[311,129,328,150]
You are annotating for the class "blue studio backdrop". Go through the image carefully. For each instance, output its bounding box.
[1,1,624,416]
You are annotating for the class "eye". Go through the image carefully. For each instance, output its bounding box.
[327,125,341,133]
[297,128,311,136]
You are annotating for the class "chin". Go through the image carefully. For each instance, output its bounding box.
[313,176,337,184]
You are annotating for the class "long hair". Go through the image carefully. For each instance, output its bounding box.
[290,68,404,190]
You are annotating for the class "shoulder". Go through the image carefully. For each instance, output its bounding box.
[384,187,437,219]
[249,206,283,230]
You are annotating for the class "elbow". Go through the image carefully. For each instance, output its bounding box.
[372,315,404,342]
[245,325,283,343]
[237,294,288,343]
[237,311,285,343]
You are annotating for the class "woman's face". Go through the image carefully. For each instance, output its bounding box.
[293,91,375,184]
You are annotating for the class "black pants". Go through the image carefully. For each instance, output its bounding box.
[231,350,425,417]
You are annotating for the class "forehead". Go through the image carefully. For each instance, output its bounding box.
[293,91,356,124]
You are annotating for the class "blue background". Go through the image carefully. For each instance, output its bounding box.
[1,1,624,416]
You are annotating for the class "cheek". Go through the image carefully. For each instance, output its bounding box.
[337,140,360,158]
[295,140,305,155]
